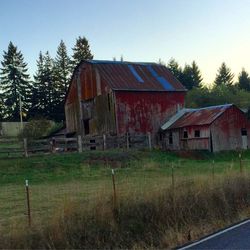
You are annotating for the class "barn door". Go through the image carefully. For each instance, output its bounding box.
[241,128,248,149]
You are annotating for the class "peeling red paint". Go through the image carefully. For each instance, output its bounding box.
[115,91,185,135]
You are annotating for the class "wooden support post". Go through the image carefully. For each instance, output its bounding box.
[78,135,83,153]
[25,180,31,227]
[147,132,152,150]
[126,133,130,150]
[23,138,28,158]
[111,169,117,211]
[103,134,106,151]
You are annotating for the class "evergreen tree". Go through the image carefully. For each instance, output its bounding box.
[32,51,57,119]
[71,36,93,70]
[180,61,203,89]
[238,68,250,91]
[0,42,31,121]
[55,40,71,93]
[54,40,71,120]
[214,62,234,86]
[167,58,182,80]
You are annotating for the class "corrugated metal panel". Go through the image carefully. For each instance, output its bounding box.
[169,104,233,129]
[87,60,186,91]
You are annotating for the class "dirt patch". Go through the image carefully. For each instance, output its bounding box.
[84,151,138,168]
[175,151,207,160]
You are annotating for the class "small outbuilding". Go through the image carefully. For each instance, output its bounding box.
[161,104,250,152]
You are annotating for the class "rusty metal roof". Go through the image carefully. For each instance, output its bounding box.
[86,60,186,92]
[162,104,233,130]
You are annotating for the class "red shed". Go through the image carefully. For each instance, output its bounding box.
[65,60,186,139]
[161,104,250,152]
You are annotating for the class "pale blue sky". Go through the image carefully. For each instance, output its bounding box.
[1,0,250,84]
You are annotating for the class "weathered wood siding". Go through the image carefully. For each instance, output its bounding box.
[211,106,250,152]
[65,63,116,135]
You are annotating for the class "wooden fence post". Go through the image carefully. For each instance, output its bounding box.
[126,133,130,150]
[147,132,152,150]
[23,138,28,158]
[77,135,83,153]
[103,134,106,151]
[25,180,31,227]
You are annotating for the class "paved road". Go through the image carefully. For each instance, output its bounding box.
[179,219,250,249]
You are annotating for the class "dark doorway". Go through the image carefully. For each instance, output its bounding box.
[84,120,90,135]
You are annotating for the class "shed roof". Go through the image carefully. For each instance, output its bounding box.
[79,60,187,92]
[161,104,233,130]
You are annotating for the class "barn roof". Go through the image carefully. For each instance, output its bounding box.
[161,104,233,130]
[80,60,187,92]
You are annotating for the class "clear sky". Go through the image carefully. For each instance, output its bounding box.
[1,0,250,84]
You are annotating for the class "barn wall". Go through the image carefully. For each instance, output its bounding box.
[211,106,250,152]
[165,125,210,151]
[65,63,116,135]
[163,129,180,150]
[115,91,185,137]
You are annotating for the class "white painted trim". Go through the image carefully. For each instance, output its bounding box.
[179,219,250,250]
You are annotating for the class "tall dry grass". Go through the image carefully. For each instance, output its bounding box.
[1,173,250,249]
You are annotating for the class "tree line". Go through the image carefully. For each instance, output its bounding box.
[0,37,93,121]
[165,58,250,112]
[1,39,250,123]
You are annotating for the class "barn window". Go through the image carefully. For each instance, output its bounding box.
[84,120,90,135]
[194,130,200,138]
[169,131,173,145]
[183,131,188,139]
[241,128,247,136]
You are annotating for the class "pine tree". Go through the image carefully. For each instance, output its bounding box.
[238,68,250,91]
[214,62,234,86]
[55,40,71,93]
[180,61,203,90]
[31,52,45,117]
[32,51,57,119]
[167,58,182,80]
[71,36,93,70]
[0,42,31,121]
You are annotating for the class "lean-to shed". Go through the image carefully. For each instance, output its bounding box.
[161,104,250,152]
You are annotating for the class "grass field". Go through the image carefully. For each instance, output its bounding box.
[1,149,250,248]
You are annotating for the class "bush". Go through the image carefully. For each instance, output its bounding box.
[19,118,54,140]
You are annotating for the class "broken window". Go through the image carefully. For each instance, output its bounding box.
[194,130,200,138]
[183,130,188,139]
[241,128,247,136]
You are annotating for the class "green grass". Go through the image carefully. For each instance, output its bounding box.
[1,149,250,234]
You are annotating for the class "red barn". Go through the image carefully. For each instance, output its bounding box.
[65,60,186,139]
[161,104,250,152]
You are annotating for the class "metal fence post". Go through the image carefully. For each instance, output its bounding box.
[239,153,243,173]
[25,180,31,226]
[77,135,83,153]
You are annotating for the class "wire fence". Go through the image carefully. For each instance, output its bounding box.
[1,156,250,234]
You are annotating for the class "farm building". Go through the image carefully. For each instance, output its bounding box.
[161,104,250,152]
[65,60,187,139]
